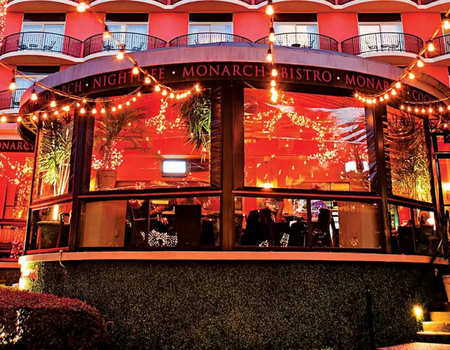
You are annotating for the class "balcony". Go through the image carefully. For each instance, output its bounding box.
[427,35,450,62]
[0,89,27,112]
[83,32,166,58]
[169,32,252,47]
[255,32,339,52]
[341,32,423,64]
[0,32,83,64]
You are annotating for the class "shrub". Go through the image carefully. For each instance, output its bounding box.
[0,286,107,350]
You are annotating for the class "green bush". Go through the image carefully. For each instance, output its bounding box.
[0,286,107,349]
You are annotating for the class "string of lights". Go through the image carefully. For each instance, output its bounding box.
[355,7,450,116]
[265,0,279,103]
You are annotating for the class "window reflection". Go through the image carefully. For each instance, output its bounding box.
[386,107,432,202]
[90,90,216,191]
[80,197,220,248]
[244,89,373,191]
[235,196,381,248]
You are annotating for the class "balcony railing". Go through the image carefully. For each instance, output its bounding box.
[0,32,83,58]
[169,32,252,47]
[83,32,167,57]
[341,32,423,56]
[427,35,450,58]
[255,32,339,52]
[0,89,27,110]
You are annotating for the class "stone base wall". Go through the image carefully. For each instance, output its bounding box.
[24,260,441,350]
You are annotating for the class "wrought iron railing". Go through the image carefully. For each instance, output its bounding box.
[427,35,450,58]
[255,32,339,52]
[341,32,423,56]
[83,32,167,57]
[0,32,83,58]
[169,32,252,47]
[0,89,27,110]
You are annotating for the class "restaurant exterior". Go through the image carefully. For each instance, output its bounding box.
[11,41,448,348]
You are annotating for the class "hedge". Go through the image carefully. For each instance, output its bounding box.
[0,286,107,349]
[25,260,439,350]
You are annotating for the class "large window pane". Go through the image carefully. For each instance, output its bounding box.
[34,115,73,200]
[386,107,432,202]
[90,90,216,191]
[235,196,381,248]
[439,159,450,205]
[244,89,373,191]
[79,196,220,248]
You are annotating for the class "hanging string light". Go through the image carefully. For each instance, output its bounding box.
[76,1,89,13]
[266,0,278,103]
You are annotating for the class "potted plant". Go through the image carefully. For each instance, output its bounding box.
[36,115,73,248]
[92,104,143,190]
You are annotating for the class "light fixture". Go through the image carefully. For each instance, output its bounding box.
[414,107,419,113]
[30,87,38,101]
[100,108,106,114]
[195,84,200,92]
[116,48,125,60]
[413,305,423,319]
[8,77,16,91]
[144,76,151,84]
[384,93,389,100]
[126,101,130,106]
[400,105,405,110]
[80,107,86,114]
[391,89,397,96]
[33,114,38,120]
[42,113,48,119]
[155,85,161,92]
[440,106,444,112]
[118,104,122,109]
[270,80,276,87]
[92,108,97,114]
[407,106,411,112]
[426,40,435,52]
[395,82,401,89]
[266,48,273,62]
[137,92,142,97]
[111,106,117,112]
[162,89,168,96]
[170,92,175,99]
[132,97,137,102]
[82,98,87,104]
[76,1,88,12]
[132,64,139,75]
[421,108,426,114]
[417,57,424,68]
[269,28,276,43]
[103,26,111,40]
[271,68,278,77]
[444,18,450,30]
[50,100,56,108]
[16,116,22,123]
[265,1,274,16]
[271,91,278,103]
[428,107,433,113]
[54,111,58,116]
[0,116,6,123]
[379,97,384,102]
[408,72,415,80]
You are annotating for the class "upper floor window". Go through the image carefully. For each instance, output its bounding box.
[21,14,66,52]
[358,14,403,52]
[189,14,233,44]
[274,14,318,49]
[104,14,149,51]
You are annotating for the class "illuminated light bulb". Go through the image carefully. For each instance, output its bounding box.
[16,116,22,123]
[379,97,384,102]
[271,91,278,103]
[118,104,122,109]
[162,89,168,96]
[42,113,48,119]
[76,103,80,107]
[448,105,450,110]
[144,76,151,84]
[8,78,16,91]
[33,114,38,120]
[427,40,435,52]
[354,93,359,98]
[77,1,88,12]
[116,48,125,60]
[155,85,161,92]
[269,28,276,43]
[270,80,276,87]
[101,108,106,114]
[266,4,274,16]
[80,107,86,114]
[30,89,38,101]
[407,106,411,112]
[132,97,137,102]
[428,107,433,113]
[421,108,426,114]
[417,58,424,68]
[358,96,362,101]
[126,101,130,106]
[270,87,276,94]
[362,98,366,102]
[187,90,191,95]
[391,89,397,96]
[271,68,278,77]
[400,105,405,110]
[366,99,372,105]
[103,26,111,40]
[111,106,117,112]
[408,72,415,80]
[440,106,444,112]
[0,116,6,123]
[137,92,142,97]
[384,93,389,100]
[444,18,450,30]
[395,82,401,89]
[50,100,56,108]
[413,306,423,319]
[176,94,180,100]
[266,49,273,63]
[415,107,419,113]
[54,111,59,116]
[82,98,87,104]
[445,123,449,129]
[92,108,97,114]
[170,92,175,99]
[63,105,70,112]
[132,64,139,75]
[195,84,200,92]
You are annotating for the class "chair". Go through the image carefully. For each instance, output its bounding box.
[175,205,202,247]
[17,41,28,50]
[291,43,301,48]
[304,39,315,49]
[365,40,378,51]
[289,220,308,247]
[132,42,145,52]
[312,208,333,247]
[103,43,112,51]
[43,41,56,51]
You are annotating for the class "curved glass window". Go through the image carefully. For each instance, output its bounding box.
[385,107,432,203]
[90,90,218,191]
[244,89,373,192]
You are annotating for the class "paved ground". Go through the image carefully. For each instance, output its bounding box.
[379,343,450,350]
